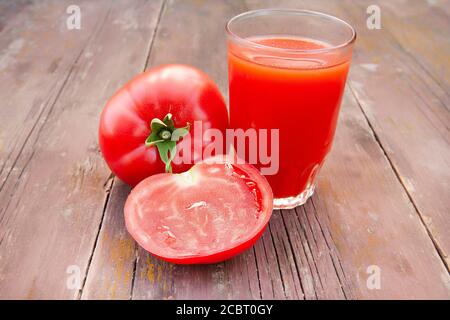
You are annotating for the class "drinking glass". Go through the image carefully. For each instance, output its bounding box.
[227,9,356,209]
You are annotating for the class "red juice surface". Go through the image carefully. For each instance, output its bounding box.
[228,36,351,198]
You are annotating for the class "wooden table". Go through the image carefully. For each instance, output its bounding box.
[0,0,449,300]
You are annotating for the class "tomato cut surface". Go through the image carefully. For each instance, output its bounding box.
[124,158,273,264]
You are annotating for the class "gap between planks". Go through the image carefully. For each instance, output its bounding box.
[77,175,115,299]
[348,84,449,272]
[78,0,167,300]
[79,0,449,299]
[0,12,104,200]
[346,0,450,272]
[343,2,449,268]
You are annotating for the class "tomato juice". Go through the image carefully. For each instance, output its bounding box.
[228,36,352,203]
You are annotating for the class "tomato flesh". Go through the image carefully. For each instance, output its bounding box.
[124,158,273,264]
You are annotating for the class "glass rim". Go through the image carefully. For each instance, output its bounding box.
[226,8,357,54]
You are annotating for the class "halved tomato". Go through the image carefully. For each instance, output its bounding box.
[124,157,273,264]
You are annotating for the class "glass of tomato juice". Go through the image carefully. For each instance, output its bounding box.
[226,9,356,209]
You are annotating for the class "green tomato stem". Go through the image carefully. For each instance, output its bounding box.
[160,130,172,140]
[145,113,191,173]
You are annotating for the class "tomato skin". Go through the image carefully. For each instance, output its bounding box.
[99,64,228,186]
[124,158,273,264]
[150,227,267,264]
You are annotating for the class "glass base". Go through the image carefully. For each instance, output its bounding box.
[273,184,316,209]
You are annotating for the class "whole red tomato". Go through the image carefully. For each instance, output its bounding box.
[99,64,228,186]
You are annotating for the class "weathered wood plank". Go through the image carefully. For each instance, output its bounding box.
[253,220,293,299]
[376,0,450,92]
[0,0,161,299]
[314,0,449,298]
[244,0,450,298]
[267,0,450,272]
[0,0,103,197]
[0,0,113,299]
[345,0,450,269]
[128,0,325,300]
[283,204,353,299]
[80,180,136,300]
[79,0,165,300]
[0,0,29,34]
[104,0,449,299]
[309,90,450,298]
[2,0,448,300]
[130,0,348,300]
[221,247,261,299]
[130,0,252,300]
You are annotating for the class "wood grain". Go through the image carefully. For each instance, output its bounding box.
[269,0,450,271]
[0,0,113,299]
[80,0,165,300]
[345,0,450,269]
[132,0,450,299]
[244,0,450,298]
[0,0,449,300]
[376,0,450,91]
[0,0,103,202]
[0,0,163,299]
[310,90,449,298]
[131,0,251,300]
[81,180,135,300]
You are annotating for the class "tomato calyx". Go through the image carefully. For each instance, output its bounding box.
[145,113,190,173]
